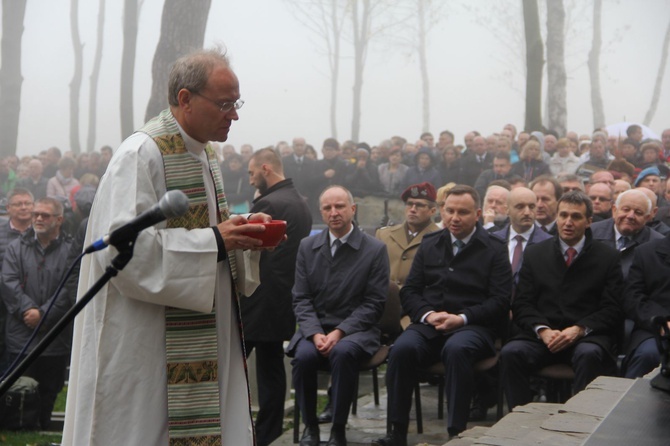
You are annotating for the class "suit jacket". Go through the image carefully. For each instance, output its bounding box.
[623,235,670,353]
[492,225,552,285]
[590,218,663,278]
[241,179,312,342]
[375,221,440,288]
[401,223,512,341]
[512,230,624,353]
[457,152,494,187]
[282,155,317,200]
[288,224,390,356]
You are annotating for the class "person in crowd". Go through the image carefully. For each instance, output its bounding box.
[314,139,348,212]
[557,173,585,194]
[400,141,418,167]
[612,179,632,201]
[2,197,73,429]
[620,138,641,166]
[588,182,614,222]
[41,147,62,179]
[283,137,318,211]
[634,166,663,201]
[509,139,551,183]
[436,130,455,153]
[344,146,383,197]
[378,148,409,196]
[637,186,670,236]
[376,182,439,288]
[46,156,80,202]
[458,136,493,186]
[289,185,389,446]
[622,234,670,378]
[549,138,581,176]
[530,175,563,235]
[500,191,623,410]
[607,159,636,185]
[374,185,511,445]
[17,159,49,200]
[304,145,318,161]
[435,182,457,229]
[481,184,510,232]
[402,146,442,191]
[578,132,613,173]
[590,188,663,278]
[586,170,615,193]
[474,151,514,200]
[0,188,35,374]
[242,148,312,446]
[99,145,113,176]
[63,47,273,445]
[0,158,17,198]
[221,153,255,213]
[240,144,254,164]
[438,145,461,185]
[543,134,558,157]
[636,142,663,170]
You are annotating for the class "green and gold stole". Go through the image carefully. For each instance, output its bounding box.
[139,110,247,445]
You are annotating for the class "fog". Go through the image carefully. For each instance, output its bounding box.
[12,0,670,157]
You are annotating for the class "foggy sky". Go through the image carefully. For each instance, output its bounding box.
[11,0,670,157]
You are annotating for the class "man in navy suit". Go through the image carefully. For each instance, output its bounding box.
[288,185,389,446]
[374,185,512,445]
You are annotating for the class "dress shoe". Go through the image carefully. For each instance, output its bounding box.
[371,431,408,446]
[318,401,333,423]
[326,428,347,446]
[469,394,488,421]
[299,425,320,446]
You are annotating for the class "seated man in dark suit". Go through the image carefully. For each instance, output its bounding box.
[590,189,663,278]
[288,185,389,446]
[500,191,624,410]
[374,185,512,445]
[622,235,670,378]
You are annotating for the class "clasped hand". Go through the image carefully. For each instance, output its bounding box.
[539,325,584,353]
[425,311,464,332]
[312,330,344,357]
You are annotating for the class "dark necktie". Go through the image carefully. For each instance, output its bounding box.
[454,239,465,255]
[511,235,524,273]
[565,247,577,266]
[332,238,342,257]
[541,225,549,233]
[617,236,630,251]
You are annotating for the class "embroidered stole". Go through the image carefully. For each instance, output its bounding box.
[138,110,244,445]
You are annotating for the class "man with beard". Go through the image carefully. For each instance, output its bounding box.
[243,148,312,446]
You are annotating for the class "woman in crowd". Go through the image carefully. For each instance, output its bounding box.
[378,148,408,195]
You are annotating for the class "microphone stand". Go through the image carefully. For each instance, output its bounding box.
[0,236,136,396]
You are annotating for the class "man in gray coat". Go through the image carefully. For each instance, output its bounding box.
[288,185,389,446]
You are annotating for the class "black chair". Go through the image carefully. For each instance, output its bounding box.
[292,281,403,443]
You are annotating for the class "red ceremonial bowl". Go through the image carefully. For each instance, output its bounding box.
[242,220,287,247]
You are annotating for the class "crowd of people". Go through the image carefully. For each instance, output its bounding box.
[1,45,670,446]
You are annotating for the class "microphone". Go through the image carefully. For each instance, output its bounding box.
[84,190,190,253]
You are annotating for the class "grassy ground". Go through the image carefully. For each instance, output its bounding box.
[0,387,66,445]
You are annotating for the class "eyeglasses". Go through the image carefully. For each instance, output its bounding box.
[405,201,430,210]
[588,196,612,202]
[32,212,58,219]
[9,201,34,207]
[193,92,244,112]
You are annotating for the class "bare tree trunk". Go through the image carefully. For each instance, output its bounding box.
[70,0,84,154]
[0,0,27,158]
[351,0,371,142]
[120,0,139,139]
[329,0,342,138]
[417,0,430,133]
[86,0,106,153]
[643,18,670,126]
[523,0,544,132]
[546,0,567,136]
[588,0,605,129]
[145,0,212,121]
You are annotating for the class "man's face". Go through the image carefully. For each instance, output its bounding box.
[320,187,355,236]
[557,201,591,247]
[293,138,306,157]
[404,198,436,228]
[248,159,268,195]
[464,132,475,148]
[642,148,659,164]
[662,129,670,152]
[532,182,558,225]
[544,135,557,153]
[417,153,431,169]
[101,149,113,165]
[472,137,486,155]
[639,175,661,194]
[403,143,417,155]
[438,133,453,148]
[613,192,650,236]
[486,136,497,153]
[8,193,34,224]
[322,146,339,160]
[630,128,643,142]
[421,134,434,147]
[621,143,637,159]
[184,65,240,143]
[613,180,630,201]
[28,161,43,180]
[240,145,253,160]
[444,193,481,239]
[32,202,62,238]
[483,188,509,217]
[588,183,613,214]
[493,158,511,176]
[508,188,537,233]
[590,139,606,160]
[560,180,583,194]
[517,132,530,148]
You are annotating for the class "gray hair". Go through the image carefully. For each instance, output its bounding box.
[615,189,652,215]
[168,47,231,106]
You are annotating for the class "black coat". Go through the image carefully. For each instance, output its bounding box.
[590,218,664,279]
[240,179,312,342]
[512,231,624,354]
[401,224,512,340]
[623,235,670,354]
[282,155,317,201]
[456,152,494,187]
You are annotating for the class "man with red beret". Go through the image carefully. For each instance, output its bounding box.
[376,182,440,288]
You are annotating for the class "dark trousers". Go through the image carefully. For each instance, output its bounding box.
[385,328,495,433]
[13,354,68,429]
[245,341,286,446]
[500,339,612,410]
[291,337,369,427]
[624,338,660,379]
